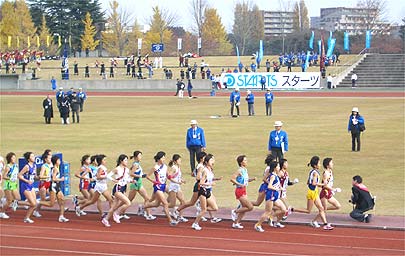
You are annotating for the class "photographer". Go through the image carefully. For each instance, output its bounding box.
[349,175,375,223]
[348,107,365,152]
[229,87,240,117]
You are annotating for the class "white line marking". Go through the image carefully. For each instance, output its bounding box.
[0,245,124,256]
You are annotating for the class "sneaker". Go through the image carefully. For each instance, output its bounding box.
[310,221,321,228]
[201,216,208,222]
[232,223,244,229]
[80,210,87,216]
[120,214,130,220]
[211,217,222,223]
[24,217,34,224]
[58,216,70,223]
[323,223,334,230]
[145,214,156,221]
[365,214,372,223]
[170,220,178,226]
[101,218,111,227]
[33,210,42,218]
[64,207,69,212]
[0,212,10,219]
[113,212,121,224]
[11,200,18,211]
[274,222,285,228]
[75,206,81,217]
[178,216,189,223]
[282,216,288,221]
[231,210,237,222]
[172,208,180,219]
[268,216,274,227]
[72,195,78,206]
[192,222,202,231]
[137,205,145,216]
[254,224,265,233]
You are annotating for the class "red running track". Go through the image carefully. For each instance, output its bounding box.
[1,211,404,255]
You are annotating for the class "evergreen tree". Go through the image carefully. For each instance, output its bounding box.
[81,12,100,57]
[38,14,57,54]
[202,8,232,55]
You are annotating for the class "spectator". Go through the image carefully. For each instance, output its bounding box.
[84,64,90,78]
[126,61,131,76]
[187,79,193,99]
[180,69,185,80]
[327,74,333,89]
[100,62,106,79]
[109,65,114,78]
[229,87,240,117]
[55,87,64,111]
[51,76,57,91]
[74,61,79,76]
[250,62,257,72]
[287,59,292,72]
[42,95,53,124]
[77,88,87,112]
[265,59,271,72]
[69,91,80,123]
[67,87,74,97]
[350,175,375,223]
[185,120,206,175]
[174,79,184,96]
[264,88,274,116]
[260,76,266,90]
[60,95,70,125]
[268,121,288,161]
[245,90,255,116]
[238,62,243,72]
[348,107,365,152]
[351,73,358,88]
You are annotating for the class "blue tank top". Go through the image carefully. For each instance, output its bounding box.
[270,173,280,191]
[307,169,320,191]
[236,167,249,188]
[23,163,36,183]
[89,165,98,179]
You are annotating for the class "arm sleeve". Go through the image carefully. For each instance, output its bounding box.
[358,116,365,124]
[348,116,351,131]
[268,132,272,151]
[200,129,206,148]
[185,130,190,148]
[351,187,359,204]
[284,132,289,151]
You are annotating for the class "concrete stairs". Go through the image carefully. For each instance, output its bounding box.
[338,54,405,88]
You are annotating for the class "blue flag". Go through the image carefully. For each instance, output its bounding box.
[256,40,263,66]
[318,40,322,54]
[236,45,240,65]
[344,32,350,52]
[328,31,333,48]
[365,30,371,49]
[326,38,336,58]
[309,31,314,50]
[304,50,310,71]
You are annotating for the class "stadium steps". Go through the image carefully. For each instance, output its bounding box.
[338,54,405,88]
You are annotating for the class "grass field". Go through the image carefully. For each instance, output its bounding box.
[11,54,360,81]
[0,94,404,216]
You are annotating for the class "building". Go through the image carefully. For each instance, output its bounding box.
[311,7,391,35]
[262,11,294,37]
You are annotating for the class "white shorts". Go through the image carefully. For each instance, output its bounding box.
[94,183,108,194]
[168,183,181,193]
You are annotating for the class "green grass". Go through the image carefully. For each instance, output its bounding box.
[0,95,404,216]
[17,54,360,80]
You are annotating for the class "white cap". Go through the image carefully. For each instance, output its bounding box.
[79,87,82,90]
[273,120,283,127]
[352,107,359,112]
[59,87,63,90]
[235,87,239,91]
[190,120,198,125]
[247,90,251,94]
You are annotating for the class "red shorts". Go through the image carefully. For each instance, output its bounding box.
[320,188,332,200]
[39,181,51,190]
[80,180,89,190]
[235,187,247,200]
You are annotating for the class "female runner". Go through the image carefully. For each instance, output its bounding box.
[18,152,38,223]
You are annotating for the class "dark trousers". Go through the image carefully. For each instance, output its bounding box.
[188,146,202,173]
[350,208,367,222]
[271,147,284,162]
[266,103,272,116]
[72,110,80,123]
[80,102,84,112]
[247,103,254,116]
[352,79,356,87]
[261,83,265,90]
[231,102,240,116]
[351,131,361,151]
[188,90,192,97]
[44,117,51,124]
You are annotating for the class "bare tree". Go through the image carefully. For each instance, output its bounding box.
[357,0,387,31]
[189,0,208,38]
[278,0,293,53]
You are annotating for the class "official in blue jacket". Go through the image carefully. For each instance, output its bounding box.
[186,120,206,175]
[78,88,87,112]
[230,87,241,117]
[268,120,288,161]
[348,107,365,152]
[245,90,255,116]
[264,88,274,116]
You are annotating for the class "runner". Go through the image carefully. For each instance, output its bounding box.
[251,154,275,207]
[36,152,53,217]
[279,158,298,220]
[0,156,7,219]
[167,154,188,222]
[17,152,38,223]
[73,155,92,216]
[320,157,341,212]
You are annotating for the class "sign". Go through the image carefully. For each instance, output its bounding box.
[137,38,142,50]
[220,72,321,90]
[177,38,182,50]
[197,37,202,49]
[151,43,164,53]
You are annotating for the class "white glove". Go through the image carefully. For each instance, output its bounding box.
[293,178,299,184]
[333,188,342,193]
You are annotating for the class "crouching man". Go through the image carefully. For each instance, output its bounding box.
[349,175,375,223]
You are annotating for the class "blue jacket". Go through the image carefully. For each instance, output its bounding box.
[186,127,206,148]
[245,93,254,104]
[260,76,266,85]
[230,91,240,103]
[265,92,274,103]
[268,130,288,151]
[348,114,365,132]
[78,91,87,101]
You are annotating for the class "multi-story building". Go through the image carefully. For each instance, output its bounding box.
[311,7,391,35]
[262,11,294,37]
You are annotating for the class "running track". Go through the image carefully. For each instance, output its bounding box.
[1,211,404,255]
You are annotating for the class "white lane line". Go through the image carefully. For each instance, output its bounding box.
[1,224,404,253]
[0,245,124,256]
[1,234,303,256]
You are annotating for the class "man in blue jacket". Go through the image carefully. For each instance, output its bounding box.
[268,121,288,161]
[229,87,240,117]
[245,90,255,116]
[78,88,87,112]
[186,120,206,175]
[348,107,365,152]
[264,88,274,116]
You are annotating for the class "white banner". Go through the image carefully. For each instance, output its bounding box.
[137,38,142,50]
[177,38,182,50]
[220,72,321,90]
[197,37,202,49]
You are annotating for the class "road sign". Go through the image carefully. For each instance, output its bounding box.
[151,43,164,53]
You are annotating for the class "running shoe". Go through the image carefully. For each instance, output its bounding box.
[282,216,288,221]
[145,214,156,221]
[120,214,131,220]
[113,212,121,223]
[101,218,111,227]
[0,212,10,219]
[11,200,18,211]
[33,210,42,218]
[24,217,34,224]
[170,220,178,226]
[231,209,237,222]
[192,222,202,231]
[211,217,222,223]
[310,221,321,228]
[274,222,285,228]
[323,223,334,230]
[201,216,208,222]
[80,210,87,216]
[232,223,244,229]
[254,224,265,233]
[75,206,81,217]
[58,216,70,223]
[172,208,180,219]
[178,216,189,223]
